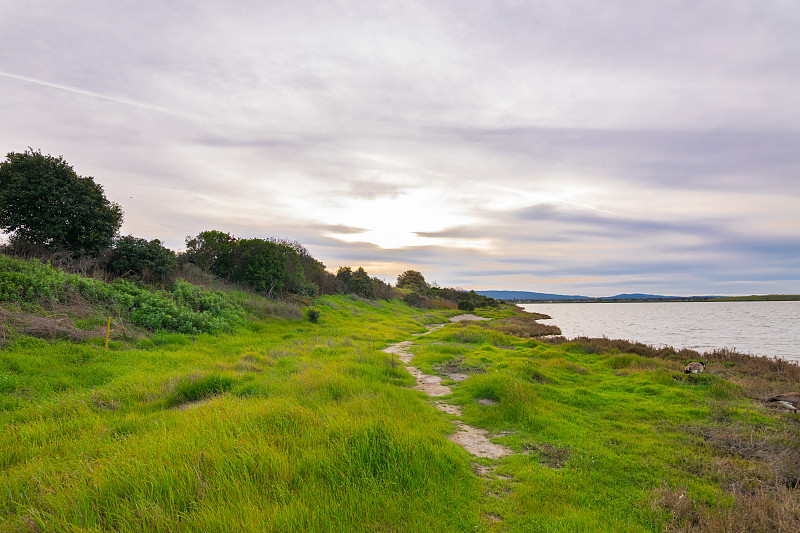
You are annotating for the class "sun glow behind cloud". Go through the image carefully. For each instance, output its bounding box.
[313,192,489,250]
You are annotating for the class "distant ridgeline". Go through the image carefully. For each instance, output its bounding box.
[476,290,725,303]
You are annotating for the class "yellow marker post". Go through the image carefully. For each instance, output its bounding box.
[105,317,111,351]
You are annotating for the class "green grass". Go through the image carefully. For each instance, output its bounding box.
[1,293,484,532]
[1,262,799,531]
[408,326,800,531]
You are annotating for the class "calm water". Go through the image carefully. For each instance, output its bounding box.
[519,301,800,363]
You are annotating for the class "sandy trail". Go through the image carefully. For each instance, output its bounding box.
[383,321,512,460]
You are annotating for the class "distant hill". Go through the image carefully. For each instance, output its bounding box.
[476,290,592,301]
[476,290,721,302]
[603,293,671,300]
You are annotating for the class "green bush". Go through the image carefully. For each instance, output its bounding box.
[306,308,321,323]
[0,254,244,334]
[403,292,423,307]
[109,235,177,282]
[457,300,475,312]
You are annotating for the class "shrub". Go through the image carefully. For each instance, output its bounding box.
[306,308,321,323]
[109,235,177,282]
[404,292,423,307]
[457,300,475,312]
[0,254,244,334]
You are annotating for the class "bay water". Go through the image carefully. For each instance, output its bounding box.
[519,301,800,363]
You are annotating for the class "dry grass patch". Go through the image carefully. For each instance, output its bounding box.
[653,485,800,532]
[434,357,486,378]
[687,420,800,490]
[523,441,570,469]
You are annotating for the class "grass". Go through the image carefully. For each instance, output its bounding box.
[1,290,483,532]
[1,258,799,531]
[409,324,800,531]
[710,295,800,301]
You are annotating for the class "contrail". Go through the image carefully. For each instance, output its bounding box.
[0,70,206,122]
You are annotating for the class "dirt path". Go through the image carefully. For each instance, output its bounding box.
[383,323,512,460]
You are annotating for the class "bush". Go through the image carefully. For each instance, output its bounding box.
[404,292,423,307]
[109,235,177,282]
[306,308,321,323]
[457,300,475,312]
[0,254,244,334]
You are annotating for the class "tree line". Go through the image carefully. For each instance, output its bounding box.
[0,149,497,307]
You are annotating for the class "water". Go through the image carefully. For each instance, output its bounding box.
[519,301,800,363]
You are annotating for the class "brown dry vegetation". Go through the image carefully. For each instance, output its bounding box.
[434,356,486,377]
[0,303,97,344]
[653,484,800,532]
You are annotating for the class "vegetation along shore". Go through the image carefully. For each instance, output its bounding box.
[1,151,799,531]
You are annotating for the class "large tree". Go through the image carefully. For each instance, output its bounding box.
[0,149,123,255]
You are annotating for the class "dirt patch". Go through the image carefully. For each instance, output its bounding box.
[472,463,494,477]
[412,324,445,335]
[382,342,452,396]
[382,341,415,363]
[484,513,503,524]
[477,398,499,406]
[434,402,463,416]
[406,366,452,396]
[448,422,513,459]
[173,398,214,411]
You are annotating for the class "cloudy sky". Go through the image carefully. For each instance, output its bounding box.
[2,1,799,296]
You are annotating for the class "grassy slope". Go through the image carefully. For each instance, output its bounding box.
[1,268,799,531]
[2,294,483,532]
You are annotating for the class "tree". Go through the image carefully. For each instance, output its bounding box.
[336,266,353,293]
[109,235,177,283]
[227,238,307,296]
[336,266,377,298]
[396,270,428,290]
[348,267,375,299]
[0,149,123,255]
[271,239,327,296]
[182,230,237,274]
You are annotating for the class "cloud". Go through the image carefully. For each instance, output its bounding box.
[1,1,799,296]
[0,70,206,122]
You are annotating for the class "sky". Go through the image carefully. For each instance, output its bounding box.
[1,0,799,296]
